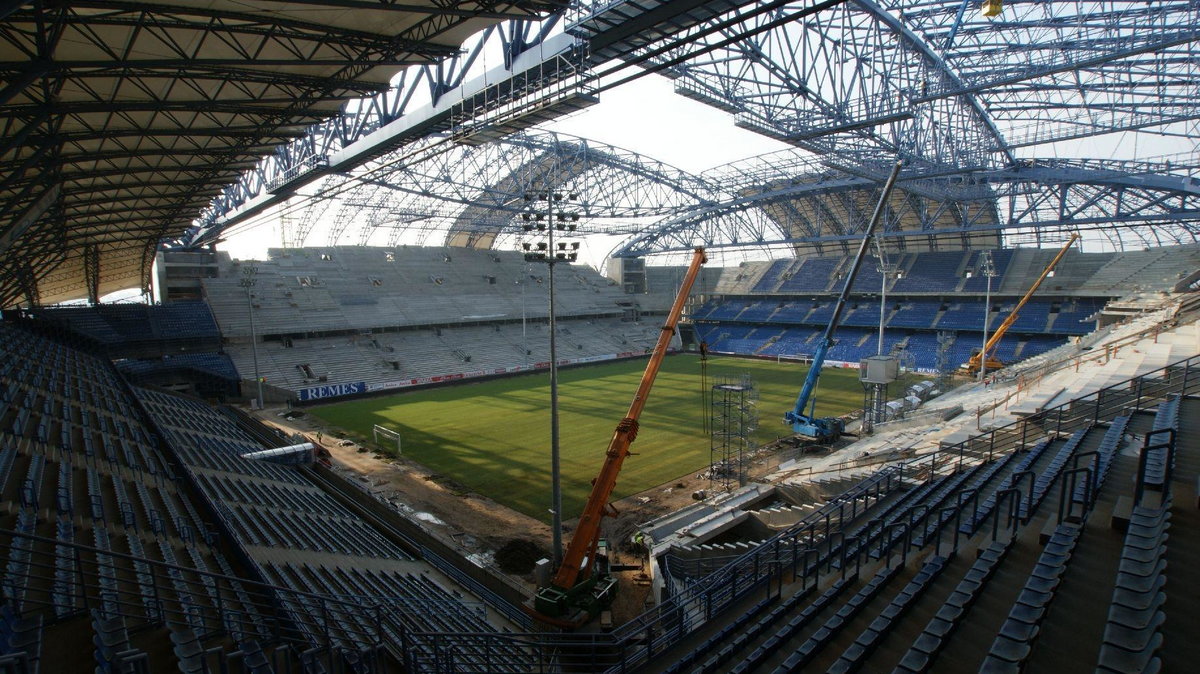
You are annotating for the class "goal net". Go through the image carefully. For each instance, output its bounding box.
[372,425,402,454]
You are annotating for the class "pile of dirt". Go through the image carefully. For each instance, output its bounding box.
[494,539,548,575]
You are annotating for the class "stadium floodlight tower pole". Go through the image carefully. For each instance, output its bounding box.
[521,261,529,368]
[519,186,581,569]
[239,266,263,409]
[547,189,562,569]
[872,237,898,357]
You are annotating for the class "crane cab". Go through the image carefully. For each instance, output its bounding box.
[961,349,1004,376]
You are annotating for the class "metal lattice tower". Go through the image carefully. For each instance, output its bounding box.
[709,375,758,492]
[861,381,888,435]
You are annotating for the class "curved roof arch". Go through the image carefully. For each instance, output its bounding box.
[614,154,1200,257]
[294,129,718,249]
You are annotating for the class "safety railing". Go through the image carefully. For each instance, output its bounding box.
[410,353,1198,673]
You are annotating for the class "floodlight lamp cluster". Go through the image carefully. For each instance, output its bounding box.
[519,189,581,263]
[520,213,581,223]
[521,241,580,262]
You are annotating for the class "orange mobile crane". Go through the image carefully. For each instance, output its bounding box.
[963,233,1080,375]
[531,247,707,627]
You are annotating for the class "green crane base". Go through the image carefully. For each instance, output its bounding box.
[532,575,619,626]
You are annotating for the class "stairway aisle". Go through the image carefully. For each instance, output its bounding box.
[855,549,976,671]
[929,430,1097,671]
[928,533,1041,672]
[1023,440,1138,672]
[792,560,922,672]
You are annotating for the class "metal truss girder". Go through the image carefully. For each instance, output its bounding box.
[82,243,100,304]
[54,146,281,165]
[203,0,550,19]
[0,101,339,118]
[311,129,717,248]
[628,0,1198,167]
[184,29,597,244]
[615,158,1200,257]
[910,29,1199,104]
[32,1,465,53]
[0,63,402,94]
[898,0,1200,147]
[187,0,799,245]
[0,183,59,254]
[51,127,309,144]
[60,192,223,212]
[647,0,1012,170]
[4,164,253,190]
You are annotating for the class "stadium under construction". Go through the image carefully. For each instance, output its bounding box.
[1,0,1199,671]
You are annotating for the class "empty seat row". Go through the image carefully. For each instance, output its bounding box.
[961,438,1054,535]
[983,523,1081,669]
[1097,499,1171,672]
[1143,395,1181,489]
[664,593,780,674]
[0,604,43,674]
[1022,428,1088,520]
[773,565,902,673]
[896,539,1013,671]
[828,553,949,672]
[196,473,343,518]
[1073,415,1130,505]
[730,579,851,674]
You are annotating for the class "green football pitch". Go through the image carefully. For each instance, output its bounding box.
[310,355,914,522]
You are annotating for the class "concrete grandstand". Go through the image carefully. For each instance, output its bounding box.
[203,246,679,398]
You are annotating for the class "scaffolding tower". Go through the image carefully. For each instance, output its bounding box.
[709,375,757,492]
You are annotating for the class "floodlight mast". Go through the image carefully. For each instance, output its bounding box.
[531,247,707,627]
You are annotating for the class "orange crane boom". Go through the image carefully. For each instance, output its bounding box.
[533,247,707,623]
[965,233,1079,374]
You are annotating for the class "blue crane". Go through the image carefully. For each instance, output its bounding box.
[785,161,903,441]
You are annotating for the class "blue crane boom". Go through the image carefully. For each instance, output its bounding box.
[785,161,903,440]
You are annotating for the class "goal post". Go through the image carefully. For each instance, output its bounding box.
[372,424,402,454]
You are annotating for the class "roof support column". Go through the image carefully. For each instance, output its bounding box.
[83,243,100,305]
[16,263,39,308]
